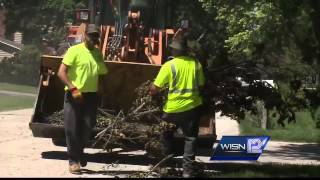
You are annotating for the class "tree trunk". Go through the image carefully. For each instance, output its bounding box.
[257,100,267,130]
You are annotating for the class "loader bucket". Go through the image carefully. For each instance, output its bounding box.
[29,55,216,149]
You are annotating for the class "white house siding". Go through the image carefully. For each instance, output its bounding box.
[0,49,13,61]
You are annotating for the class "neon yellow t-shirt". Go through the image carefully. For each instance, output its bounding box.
[62,43,107,92]
[154,56,205,113]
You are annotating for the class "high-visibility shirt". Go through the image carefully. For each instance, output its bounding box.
[62,43,108,92]
[153,56,205,113]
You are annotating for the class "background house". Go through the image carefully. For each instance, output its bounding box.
[0,8,23,61]
[0,34,23,61]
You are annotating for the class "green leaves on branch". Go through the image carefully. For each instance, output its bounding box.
[203,0,282,57]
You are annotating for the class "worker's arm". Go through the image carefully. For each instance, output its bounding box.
[58,46,77,90]
[150,63,170,96]
[57,63,75,90]
[58,63,83,103]
[149,83,162,96]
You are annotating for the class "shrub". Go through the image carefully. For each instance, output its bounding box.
[0,45,41,86]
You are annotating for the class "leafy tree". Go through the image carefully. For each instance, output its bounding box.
[174,0,320,126]
[0,45,41,85]
[1,0,87,45]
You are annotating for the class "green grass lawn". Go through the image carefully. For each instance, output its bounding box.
[0,94,35,112]
[205,163,320,177]
[240,111,320,143]
[159,163,320,178]
[0,82,37,94]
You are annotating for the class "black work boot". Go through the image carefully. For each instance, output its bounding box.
[80,158,87,167]
[80,149,87,167]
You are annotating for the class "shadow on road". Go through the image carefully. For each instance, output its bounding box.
[41,150,161,166]
[41,141,320,177]
[41,144,215,165]
[41,150,320,177]
[264,143,320,161]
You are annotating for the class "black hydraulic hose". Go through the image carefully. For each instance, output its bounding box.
[109,21,119,48]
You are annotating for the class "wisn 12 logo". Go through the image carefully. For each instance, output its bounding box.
[210,136,270,161]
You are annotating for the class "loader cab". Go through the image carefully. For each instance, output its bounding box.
[75,9,90,24]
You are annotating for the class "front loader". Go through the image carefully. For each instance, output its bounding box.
[29,0,216,152]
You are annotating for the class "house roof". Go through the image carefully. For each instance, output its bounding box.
[0,37,23,51]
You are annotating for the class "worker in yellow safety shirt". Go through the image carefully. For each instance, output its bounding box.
[149,40,205,178]
[57,24,107,174]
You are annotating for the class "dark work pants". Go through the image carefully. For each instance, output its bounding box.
[64,91,98,165]
[161,105,202,173]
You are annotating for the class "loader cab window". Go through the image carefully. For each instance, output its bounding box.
[79,11,89,21]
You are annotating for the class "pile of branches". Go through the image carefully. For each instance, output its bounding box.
[43,108,116,128]
[45,81,175,158]
[93,81,174,157]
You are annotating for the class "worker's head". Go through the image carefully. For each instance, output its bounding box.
[85,24,100,50]
[169,40,186,57]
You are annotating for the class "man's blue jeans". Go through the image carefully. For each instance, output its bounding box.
[63,92,98,165]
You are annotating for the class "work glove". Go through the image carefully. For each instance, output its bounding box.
[70,87,83,103]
